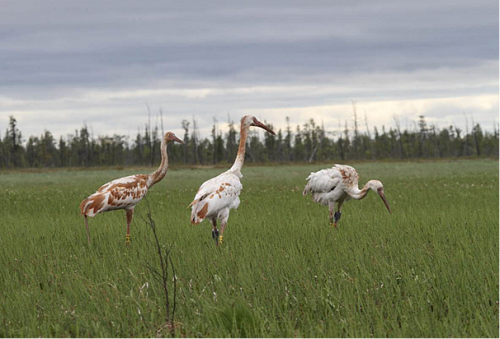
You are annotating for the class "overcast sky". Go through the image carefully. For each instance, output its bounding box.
[0,0,498,141]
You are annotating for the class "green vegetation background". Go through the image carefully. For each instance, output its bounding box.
[0,160,498,337]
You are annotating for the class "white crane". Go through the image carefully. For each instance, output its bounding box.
[303,164,391,227]
[189,115,275,245]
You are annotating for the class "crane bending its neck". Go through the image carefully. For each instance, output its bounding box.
[347,180,383,200]
[347,179,391,213]
[229,122,249,173]
[347,185,370,200]
[149,138,169,187]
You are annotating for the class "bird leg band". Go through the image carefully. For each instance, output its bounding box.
[334,211,341,222]
[212,229,219,239]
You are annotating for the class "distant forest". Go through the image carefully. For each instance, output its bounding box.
[1,110,498,169]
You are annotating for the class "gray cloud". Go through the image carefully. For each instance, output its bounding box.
[0,0,498,139]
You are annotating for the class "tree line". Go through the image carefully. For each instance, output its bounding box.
[0,112,498,169]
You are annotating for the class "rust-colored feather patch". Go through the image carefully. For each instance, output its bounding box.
[79,198,89,215]
[339,167,359,187]
[197,203,209,219]
[80,193,106,216]
[89,194,105,214]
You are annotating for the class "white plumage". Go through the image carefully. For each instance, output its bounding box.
[303,164,391,227]
[190,171,242,225]
[303,167,344,205]
[189,115,275,245]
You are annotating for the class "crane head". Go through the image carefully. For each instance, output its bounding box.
[243,115,276,135]
[367,180,391,214]
[164,132,184,144]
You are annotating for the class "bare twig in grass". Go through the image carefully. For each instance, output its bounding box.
[141,198,177,337]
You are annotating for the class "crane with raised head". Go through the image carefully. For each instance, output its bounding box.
[79,132,183,244]
[189,115,275,245]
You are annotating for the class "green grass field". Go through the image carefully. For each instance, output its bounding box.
[0,160,498,337]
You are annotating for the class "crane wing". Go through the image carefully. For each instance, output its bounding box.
[303,168,342,195]
[189,172,242,224]
[80,175,148,216]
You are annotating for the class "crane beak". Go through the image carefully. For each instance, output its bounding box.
[377,188,392,214]
[252,118,276,135]
[172,135,184,144]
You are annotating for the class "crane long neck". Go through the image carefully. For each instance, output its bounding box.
[229,123,249,173]
[347,184,371,200]
[149,138,168,187]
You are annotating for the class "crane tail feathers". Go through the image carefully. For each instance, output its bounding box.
[187,200,197,209]
[303,172,316,196]
[190,201,209,225]
[79,198,91,215]
[79,193,106,217]
[302,184,310,196]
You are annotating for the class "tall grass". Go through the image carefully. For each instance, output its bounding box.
[0,160,498,337]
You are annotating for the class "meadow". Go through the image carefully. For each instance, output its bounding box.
[0,160,498,337]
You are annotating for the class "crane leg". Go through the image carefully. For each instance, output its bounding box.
[218,210,229,245]
[84,215,90,244]
[219,222,227,245]
[328,203,335,227]
[334,201,344,228]
[125,209,133,245]
[210,217,219,246]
